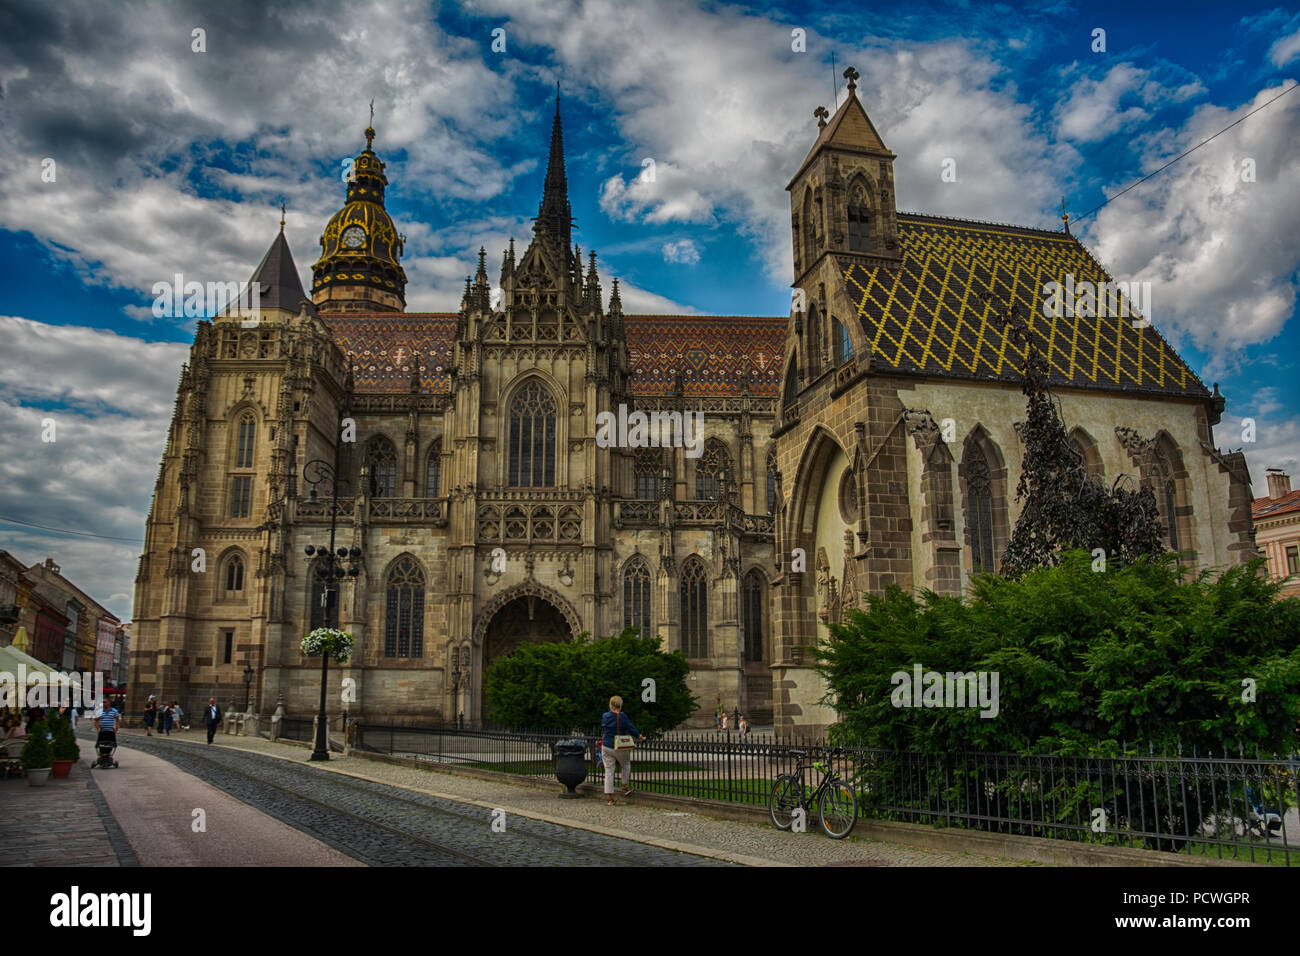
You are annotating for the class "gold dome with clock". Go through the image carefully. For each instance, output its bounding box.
[311,125,408,313]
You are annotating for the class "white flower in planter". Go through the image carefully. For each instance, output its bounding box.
[301,627,354,663]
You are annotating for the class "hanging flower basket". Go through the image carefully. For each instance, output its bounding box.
[301,627,353,663]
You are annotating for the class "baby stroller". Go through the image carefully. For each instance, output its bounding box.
[91,731,119,770]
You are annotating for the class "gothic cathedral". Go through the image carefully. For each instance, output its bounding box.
[130,77,1255,732]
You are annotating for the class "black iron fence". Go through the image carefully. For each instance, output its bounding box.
[349,722,1299,864]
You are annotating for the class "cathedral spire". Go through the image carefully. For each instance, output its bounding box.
[534,89,573,255]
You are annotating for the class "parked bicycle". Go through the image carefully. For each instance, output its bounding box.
[769,747,858,839]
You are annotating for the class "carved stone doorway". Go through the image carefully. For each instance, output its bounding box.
[480,594,571,721]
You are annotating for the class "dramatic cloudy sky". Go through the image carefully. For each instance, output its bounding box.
[1,0,1298,620]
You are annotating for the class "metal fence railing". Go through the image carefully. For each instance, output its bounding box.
[346,722,1298,865]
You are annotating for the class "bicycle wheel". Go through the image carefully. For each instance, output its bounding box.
[769,775,802,830]
[818,779,858,839]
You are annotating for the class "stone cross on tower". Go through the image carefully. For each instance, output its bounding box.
[843,66,859,93]
[814,105,830,129]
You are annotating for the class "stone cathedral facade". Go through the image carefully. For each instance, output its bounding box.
[130,78,1255,732]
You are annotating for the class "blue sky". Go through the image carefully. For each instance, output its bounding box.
[0,0,1297,619]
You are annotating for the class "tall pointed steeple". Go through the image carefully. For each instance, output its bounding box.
[534,87,573,256]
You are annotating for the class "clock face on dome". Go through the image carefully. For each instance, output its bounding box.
[342,226,366,249]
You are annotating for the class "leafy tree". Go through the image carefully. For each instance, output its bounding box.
[816,551,1300,756]
[997,307,1164,577]
[483,627,696,734]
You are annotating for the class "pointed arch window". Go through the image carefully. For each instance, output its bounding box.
[222,553,244,597]
[634,448,660,499]
[965,443,996,573]
[801,189,816,268]
[235,414,256,468]
[742,570,764,663]
[833,317,854,364]
[680,559,708,658]
[426,438,442,496]
[783,355,799,409]
[384,556,425,658]
[508,381,557,487]
[695,439,731,501]
[367,437,398,498]
[766,448,778,515]
[1163,479,1180,551]
[623,557,652,637]
[847,180,871,252]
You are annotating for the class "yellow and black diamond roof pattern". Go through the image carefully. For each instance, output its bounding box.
[842,213,1208,399]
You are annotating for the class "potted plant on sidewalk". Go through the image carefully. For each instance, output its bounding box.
[48,713,79,778]
[21,720,53,786]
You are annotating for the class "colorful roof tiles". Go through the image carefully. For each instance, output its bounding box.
[323,313,788,396]
[842,213,1209,399]
[624,315,786,397]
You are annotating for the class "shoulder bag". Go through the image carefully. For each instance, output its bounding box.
[613,711,636,750]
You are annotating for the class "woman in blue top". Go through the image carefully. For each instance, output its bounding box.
[600,696,645,805]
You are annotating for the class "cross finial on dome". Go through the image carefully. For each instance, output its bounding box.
[843,66,859,92]
[365,99,376,150]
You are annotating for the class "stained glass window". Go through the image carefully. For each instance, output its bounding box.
[680,559,708,658]
[508,381,557,487]
[367,437,398,497]
[384,556,425,658]
[623,557,652,637]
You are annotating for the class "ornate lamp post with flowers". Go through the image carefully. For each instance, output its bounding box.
[302,456,361,762]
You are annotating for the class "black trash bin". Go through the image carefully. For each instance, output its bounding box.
[554,737,589,798]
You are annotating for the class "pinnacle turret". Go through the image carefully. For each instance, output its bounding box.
[534,91,573,256]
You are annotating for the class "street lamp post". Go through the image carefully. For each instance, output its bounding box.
[242,663,254,712]
[302,456,361,762]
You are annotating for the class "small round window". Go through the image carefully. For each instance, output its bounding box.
[838,467,859,523]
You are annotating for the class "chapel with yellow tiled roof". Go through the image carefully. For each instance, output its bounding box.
[128,71,1256,736]
[770,67,1256,732]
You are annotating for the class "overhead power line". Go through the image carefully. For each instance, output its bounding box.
[0,514,143,543]
[1075,82,1299,222]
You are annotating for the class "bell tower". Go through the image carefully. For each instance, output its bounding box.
[311,117,408,313]
[788,67,900,286]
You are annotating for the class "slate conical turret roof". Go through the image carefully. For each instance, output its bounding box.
[249,224,308,312]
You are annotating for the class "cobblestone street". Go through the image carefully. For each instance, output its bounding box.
[109,733,732,866]
[108,729,1032,867]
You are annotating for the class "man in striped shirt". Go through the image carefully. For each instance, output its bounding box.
[96,699,119,751]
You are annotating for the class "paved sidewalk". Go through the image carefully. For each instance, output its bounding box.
[119,729,1031,867]
[0,761,135,866]
[92,745,362,867]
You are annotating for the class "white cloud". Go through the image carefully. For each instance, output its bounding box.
[1054,63,1204,144]
[1085,81,1300,358]
[616,281,702,315]
[0,0,526,323]
[1269,27,1300,67]
[0,317,188,619]
[480,0,1080,284]
[661,239,701,265]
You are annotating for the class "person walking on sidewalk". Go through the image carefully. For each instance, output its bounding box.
[143,695,157,737]
[599,696,645,806]
[174,702,186,732]
[204,698,222,744]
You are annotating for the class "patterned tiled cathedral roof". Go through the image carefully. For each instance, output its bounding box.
[843,213,1209,399]
[322,313,788,396]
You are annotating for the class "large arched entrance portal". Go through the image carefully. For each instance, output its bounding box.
[477,588,577,721]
